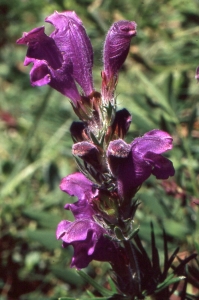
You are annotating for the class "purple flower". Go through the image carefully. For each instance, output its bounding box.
[57,172,122,269]
[107,129,175,199]
[57,219,118,269]
[45,11,94,96]
[102,20,137,101]
[16,11,94,105]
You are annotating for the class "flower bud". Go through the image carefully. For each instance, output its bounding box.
[103,20,137,78]
[106,108,132,142]
[70,121,88,142]
[72,141,102,170]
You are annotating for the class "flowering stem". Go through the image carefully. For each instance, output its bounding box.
[123,239,143,299]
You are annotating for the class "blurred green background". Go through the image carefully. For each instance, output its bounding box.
[1,0,199,299]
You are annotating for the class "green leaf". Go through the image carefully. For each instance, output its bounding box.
[162,247,180,279]
[51,267,85,287]
[139,192,168,219]
[135,69,177,123]
[156,275,185,292]
[133,234,152,272]
[58,297,113,300]
[78,270,114,297]
[87,297,111,300]
[194,241,199,254]
[126,227,139,241]
[163,219,191,239]
[23,209,60,229]
[25,229,60,250]
[163,229,169,279]
[86,288,114,299]
[107,277,117,294]
[59,298,79,300]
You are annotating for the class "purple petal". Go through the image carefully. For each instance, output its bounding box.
[56,220,72,239]
[145,152,175,179]
[64,199,95,219]
[56,219,102,243]
[132,129,173,155]
[25,58,51,86]
[70,231,97,269]
[56,218,123,269]
[103,20,137,80]
[17,26,80,104]
[107,130,175,199]
[56,218,107,269]
[60,172,98,202]
[70,233,126,269]
[17,27,63,69]
[116,151,152,198]
[46,11,94,96]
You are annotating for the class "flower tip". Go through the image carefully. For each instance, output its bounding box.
[16,31,29,44]
[125,21,137,36]
[45,10,61,23]
[129,24,137,36]
[117,20,137,37]
[16,27,45,44]
[16,38,23,44]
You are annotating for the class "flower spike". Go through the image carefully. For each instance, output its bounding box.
[17,13,177,292]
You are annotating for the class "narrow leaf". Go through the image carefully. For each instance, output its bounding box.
[151,222,160,276]
[107,277,117,294]
[156,276,185,293]
[162,247,180,278]
[59,297,78,300]
[127,227,139,241]
[163,229,168,279]
[78,270,114,297]
[134,234,152,271]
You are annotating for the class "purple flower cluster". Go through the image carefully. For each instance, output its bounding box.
[56,173,127,269]
[17,11,136,106]
[17,11,175,273]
